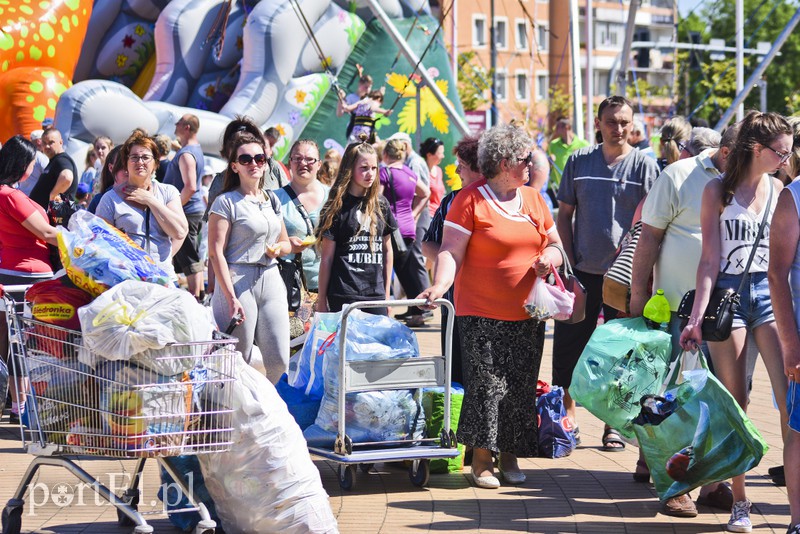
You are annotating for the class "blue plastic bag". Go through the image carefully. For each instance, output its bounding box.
[274,374,321,430]
[537,386,576,458]
[303,310,424,447]
[287,311,340,399]
[157,455,219,532]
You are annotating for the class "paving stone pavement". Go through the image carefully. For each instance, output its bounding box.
[0,316,791,533]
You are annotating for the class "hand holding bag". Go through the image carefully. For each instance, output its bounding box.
[524,269,575,321]
[548,243,587,323]
[676,179,773,341]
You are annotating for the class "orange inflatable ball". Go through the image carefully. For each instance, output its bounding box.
[0,66,71,140]
[0,0,93,76]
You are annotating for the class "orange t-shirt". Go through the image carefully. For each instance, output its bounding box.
[444,180,555,321]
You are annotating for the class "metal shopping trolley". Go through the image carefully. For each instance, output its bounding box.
[0,285,238,534]
[307,298,460,490]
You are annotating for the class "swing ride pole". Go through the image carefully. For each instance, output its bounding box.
[714,7,800,131]
[364,0,471,136]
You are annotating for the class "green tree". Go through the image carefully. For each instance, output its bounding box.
[456,51,492,111]
[676,0,800,123]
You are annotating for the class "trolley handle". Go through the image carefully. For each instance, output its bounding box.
[340,298,453,321]
[0,284,32,298]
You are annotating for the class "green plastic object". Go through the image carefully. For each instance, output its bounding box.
[643,289,671,330]
[569,317,673,438]
[633,369,768,501]
[422,390,464,473]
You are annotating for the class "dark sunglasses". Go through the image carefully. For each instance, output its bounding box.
[236,153,267,166]
[517,152,533,166]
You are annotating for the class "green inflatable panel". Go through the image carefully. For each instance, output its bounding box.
[299,16,467,193]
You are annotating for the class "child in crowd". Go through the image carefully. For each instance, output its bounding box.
[315,136,398,316]
[75,183,91,209]
[341,89,393,144]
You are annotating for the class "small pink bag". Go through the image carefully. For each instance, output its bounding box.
[524,268,575,321]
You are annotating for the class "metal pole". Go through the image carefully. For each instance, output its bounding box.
[714,7,800,131]
[364,0,471,136]
[569,0,584,138]
[490,0,498,126]
[617,0,640,96]
[586,0,594,141]
[736,0,744,122]
[759,78,767,112]
[451,0,458,89]
[416,80,423,149]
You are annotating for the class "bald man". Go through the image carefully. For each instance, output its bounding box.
[30,129,77,209]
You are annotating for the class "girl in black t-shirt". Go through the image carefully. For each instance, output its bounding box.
[315,138,397,315]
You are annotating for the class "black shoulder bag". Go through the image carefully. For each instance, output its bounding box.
[677,179,773,341]
[387,169,409,265]
[276,186,309,312]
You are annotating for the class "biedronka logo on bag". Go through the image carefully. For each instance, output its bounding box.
[32,303,76,322]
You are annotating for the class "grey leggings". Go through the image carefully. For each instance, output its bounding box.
[212,263,289,384]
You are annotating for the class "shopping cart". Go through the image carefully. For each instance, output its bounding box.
[307,298,460,490]
[0,285,238,534]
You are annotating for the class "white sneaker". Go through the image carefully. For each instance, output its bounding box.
[727,500,752,533]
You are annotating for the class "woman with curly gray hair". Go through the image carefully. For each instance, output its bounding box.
[419,124,563,489]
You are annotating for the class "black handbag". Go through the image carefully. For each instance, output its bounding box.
[277,256,304,312]
[387,169,409,265]
[676,179,773,341]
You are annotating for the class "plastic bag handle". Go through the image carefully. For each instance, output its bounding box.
[550,265,567,292]
[317,331,337,356]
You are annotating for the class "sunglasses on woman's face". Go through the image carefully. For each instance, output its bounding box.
[236,153,267,166]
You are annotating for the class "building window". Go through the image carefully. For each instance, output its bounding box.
[515,20,527,51]
[495,17,508,50]
[473,15,487,48]
[537,24,548,51]
[496,70,508,102]
[515,72,529,101]
[536,73,549,101]
[596,21,624,48]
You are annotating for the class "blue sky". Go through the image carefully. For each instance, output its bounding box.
[678,0,702,16]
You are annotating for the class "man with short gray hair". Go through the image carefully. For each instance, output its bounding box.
[685,127,721,158]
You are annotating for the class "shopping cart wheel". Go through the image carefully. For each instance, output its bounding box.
[408,459,430,487]
[448,429,457,448]
[359,463,374,473]
[439,429,451,448]
[117,489,139,526]
[2,499,24,534]
[338,464,356,490]
[193,519,216,534]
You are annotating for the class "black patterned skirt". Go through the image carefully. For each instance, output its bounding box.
[456,315,545,457]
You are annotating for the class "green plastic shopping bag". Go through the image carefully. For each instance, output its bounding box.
[633,368,768,501]
[422,388,465,473]
[569,317,672,438]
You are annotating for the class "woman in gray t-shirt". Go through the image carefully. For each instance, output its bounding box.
[207,132,292,384]
[95,132,188,281]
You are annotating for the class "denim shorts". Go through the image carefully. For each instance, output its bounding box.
[789,381,800,433]
[716,271,774,330]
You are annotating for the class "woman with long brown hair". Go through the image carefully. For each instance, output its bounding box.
[681,111,793,533]
[315,137,397,316]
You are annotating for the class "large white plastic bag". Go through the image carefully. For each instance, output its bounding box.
[524,274,574,321]
[304,310,425,447]
[198,358,338,534]
[78,280,216,374]
[58,210,172,297]
[288,312,341,399]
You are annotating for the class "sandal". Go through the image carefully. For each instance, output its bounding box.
[633,459,650,482]
[602,427,626,452]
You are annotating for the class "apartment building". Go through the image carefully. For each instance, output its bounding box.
[440,0,676,129]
